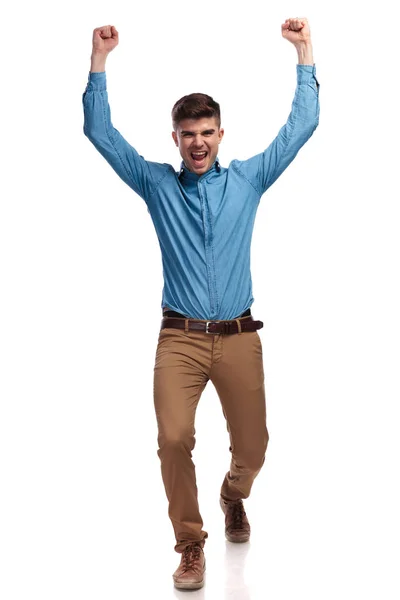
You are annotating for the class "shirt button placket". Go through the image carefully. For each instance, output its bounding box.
[198,179,217,317]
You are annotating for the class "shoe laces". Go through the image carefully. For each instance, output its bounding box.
[227,500,246,528]
[181,543,202,571]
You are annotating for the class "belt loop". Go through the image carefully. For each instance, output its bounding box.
[235,319,242,334]
[184,318,189,334]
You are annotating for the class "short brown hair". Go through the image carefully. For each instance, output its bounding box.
[172,93,221,130]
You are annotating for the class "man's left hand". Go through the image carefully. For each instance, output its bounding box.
[281,17,311,46]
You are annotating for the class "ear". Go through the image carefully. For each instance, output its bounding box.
[218,128,225,143]
[172,131,179,147]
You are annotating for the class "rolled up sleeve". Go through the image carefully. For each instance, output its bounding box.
[231,64,320,198]
[82,71,169,203]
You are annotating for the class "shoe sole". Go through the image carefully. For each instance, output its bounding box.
[173,578,205,590]
[225,533,250,543]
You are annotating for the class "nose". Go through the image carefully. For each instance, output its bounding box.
[192,134,204,148]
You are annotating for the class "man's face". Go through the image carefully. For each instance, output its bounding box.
[172,117,224,175]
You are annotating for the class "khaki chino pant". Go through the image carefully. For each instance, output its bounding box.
[153,316,269,553]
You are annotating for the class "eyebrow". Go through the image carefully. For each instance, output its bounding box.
[180,129,216,135]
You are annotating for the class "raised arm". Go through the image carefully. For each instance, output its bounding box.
[231,18,320,197]
[82,26,169,203]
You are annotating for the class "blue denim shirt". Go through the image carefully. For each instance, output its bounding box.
[82,65,320,320]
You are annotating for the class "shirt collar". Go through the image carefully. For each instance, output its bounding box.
[178,158,221,180]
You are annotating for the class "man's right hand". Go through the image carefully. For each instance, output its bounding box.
[90,25,118,72]
[92,25,119,56]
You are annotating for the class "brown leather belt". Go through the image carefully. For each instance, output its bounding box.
[161,315,263,335]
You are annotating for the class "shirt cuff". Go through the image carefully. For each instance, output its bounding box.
[85,71,107,91]
[296,63,319,87]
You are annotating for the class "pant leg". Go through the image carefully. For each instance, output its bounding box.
[209,330,269,501]
[153,327,211,553]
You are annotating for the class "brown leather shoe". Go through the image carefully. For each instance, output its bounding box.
[172,543,206,590]
[220,497,251,543]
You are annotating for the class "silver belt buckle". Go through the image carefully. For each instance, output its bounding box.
[205,321,217,334]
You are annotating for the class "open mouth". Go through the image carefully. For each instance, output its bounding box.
[191,151,208,165]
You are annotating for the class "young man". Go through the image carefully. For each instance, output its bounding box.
[82,18,320,590]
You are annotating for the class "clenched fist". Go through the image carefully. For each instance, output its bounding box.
[281,18,311,45]
[92,25,119,55]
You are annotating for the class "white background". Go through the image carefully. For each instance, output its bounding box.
[1,1,399,599]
